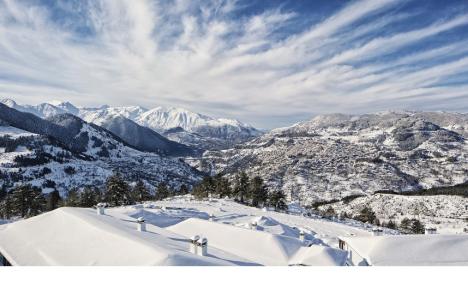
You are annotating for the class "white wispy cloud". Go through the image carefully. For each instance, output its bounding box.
[0,0,467,128]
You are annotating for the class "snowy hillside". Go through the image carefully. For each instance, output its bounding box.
[0,105,202,195]
[201,112,468,203]
[1,99,261,150]
[325,194,468,234]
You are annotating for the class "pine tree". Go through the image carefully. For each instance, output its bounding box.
[0,192,12,219]
[29,192,46,217]
[156,182,170,200]
[232,172,249,203]
[92,187,103,204]
[399,217,411,232]
[11,184,37,217]
[80,187,98,207]
[214,175,231,198]
[248,176,268,207]
[192,177,215,199]
[387,219,396,229]
[323,206,336,219]
[105,173,130,206]
[410,219,425,234]
[46,189,61,211]
[132,180,151,202]
[355,206,376,224]
[65,188,80,207]
[178,184,189,195]
[268,190,286,211]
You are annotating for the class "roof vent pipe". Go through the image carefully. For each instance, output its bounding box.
[137,217,146,232]
[249,221,258,230]
[198,238,208,256]
[190,235,200,254]
[96,203,106,215]
[372,228,383,236]
[299,230,305,242]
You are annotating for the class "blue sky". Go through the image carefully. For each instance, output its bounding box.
[1,0,468,128]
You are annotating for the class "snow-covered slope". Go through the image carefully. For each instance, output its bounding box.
[0,104,202,195]
[326,194,468,234]
[201,112,468,203]
[1,100,197,156]
[82,105,261,150]
[1,99,261,150]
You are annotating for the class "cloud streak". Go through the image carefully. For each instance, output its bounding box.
[0,0,467,128]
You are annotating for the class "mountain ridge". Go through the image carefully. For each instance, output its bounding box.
[1,99,261,150]
[0,103,202,195]
[199,111,468,204]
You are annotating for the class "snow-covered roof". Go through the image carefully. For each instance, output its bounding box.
[0,207,250,266]
[167,218,347,266]
[339,234,468,266]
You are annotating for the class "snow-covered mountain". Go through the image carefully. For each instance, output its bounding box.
[200,111,468,204]
[0,103,202,195]
[0,98,68,118]
[0,99,262,150]
[83,105,262,150]
[98,116,198,156]
[0,99,197,156]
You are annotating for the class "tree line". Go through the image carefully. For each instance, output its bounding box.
[0,173,189,219]
[0,171,285,220]
[319,205,425,234]
[192,172,288,211]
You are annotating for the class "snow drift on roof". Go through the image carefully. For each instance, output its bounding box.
[0,207,246,266]
[340,234,468,266]
[167,218,347,266]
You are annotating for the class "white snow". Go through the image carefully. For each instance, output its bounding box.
[329,194,468,234]
[1,196,466,266]
[340,234,468,266]
[111,196,376,249]
[0,207,247,266]
[0,126,37,138]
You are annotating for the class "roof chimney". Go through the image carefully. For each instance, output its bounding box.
[198,237,208,256]
[249,221,258,230]
[96,203,106,215]
[190,235,200,254]
[372,228,383,236]
[299,230,306,242]
[425,227,437,235]
[137,217,146,232]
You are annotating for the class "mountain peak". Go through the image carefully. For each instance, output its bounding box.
[0,98,18,108]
